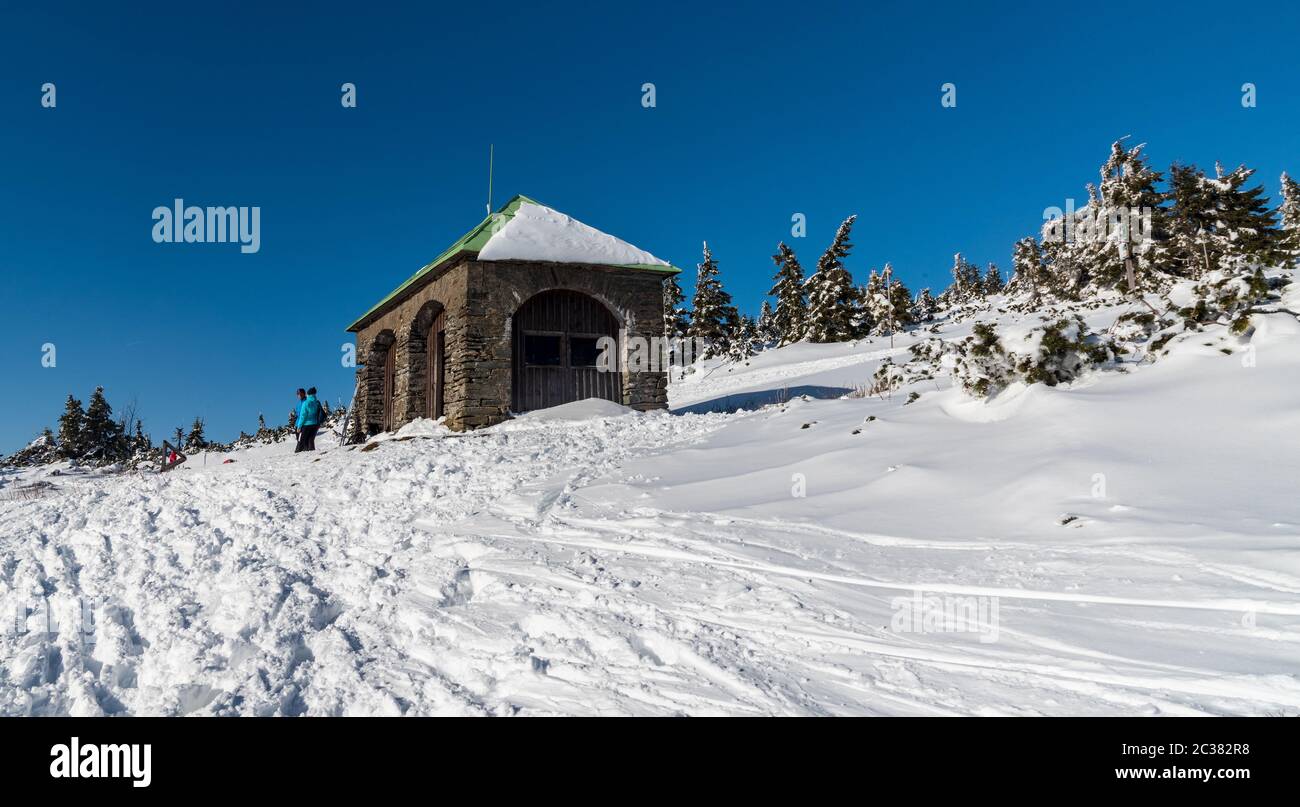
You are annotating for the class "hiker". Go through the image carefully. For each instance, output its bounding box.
[294,387,324,453]
[292,388,306,438]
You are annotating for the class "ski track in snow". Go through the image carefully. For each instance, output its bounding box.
[4,288,1300,715]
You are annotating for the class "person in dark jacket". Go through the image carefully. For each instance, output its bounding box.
[295,387,324,453]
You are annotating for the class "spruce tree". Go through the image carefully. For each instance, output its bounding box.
[767,242,807,345]
[662,273,689,341]
[887,274,914,331]
[863,269,891,336]
[911,288,938,322]
[1213,162,1282,270]
[982,262,1004,295]
[1166,162,1217,278]
[1095,140,1168,290]
[943,253,983,304]
[726,315,760,362]
[133,419,149,453]
[687,242,737,358]
[756,300,778,347]
[1011,236,1045,305]
[1040,186,1092,298]
[186,417,207,450]
[56,395,86,460]
[803,215,862,343]
[1279,171,1300,266]
[82,386,125,462]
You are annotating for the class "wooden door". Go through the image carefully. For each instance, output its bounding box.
[512,290,620,412]
[426,310,446,420]
[382,345,395,432]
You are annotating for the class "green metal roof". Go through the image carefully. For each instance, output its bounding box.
[346,194,681,332]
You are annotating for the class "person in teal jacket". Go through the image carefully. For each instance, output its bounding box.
[295,387,325,453]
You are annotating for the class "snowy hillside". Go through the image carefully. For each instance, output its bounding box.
[3,278,1300,715]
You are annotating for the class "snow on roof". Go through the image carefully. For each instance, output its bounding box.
[477,201,670,268]
[347,195,678,333]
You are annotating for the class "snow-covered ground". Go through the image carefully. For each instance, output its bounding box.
[3,289,1300,715]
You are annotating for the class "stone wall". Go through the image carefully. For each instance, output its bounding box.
[460,260,670,429]
[352,262,469,437]
[350,257,670,435]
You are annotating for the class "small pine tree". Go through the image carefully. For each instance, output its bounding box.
[803,215,862,343]
[133,419,149,452]
[1010,236,1045,305]
[1213,162,1282,270]
[1166,162,1217,278]
[82,386,126,462]
[756,300,778,347]
[767,242,807,346]
[1095,140,1168,291]
[911,288,938,322]
[887,274,914,331]
[662,273,689,341]
[863,269,891,336]
[1279,171,1300,266]
[186,417,207,451]
[687,242,737,358]
[725,315,760,363]
[982,263,1004,295]
[56,395,86,460]
[943,253,984,304]
[173,426,185,447]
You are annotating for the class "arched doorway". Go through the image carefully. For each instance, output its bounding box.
[511,289,620,412]
[426,309,446,420]
[382,345,395,431]
[407,302,447,421]
[364,330,397,435]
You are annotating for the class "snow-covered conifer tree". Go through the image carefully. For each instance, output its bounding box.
[1010,236,1045,305]
[982,262,1004,295]
[1095,140,1168,291]
[1212,162,1282,270]
[185,418,207,451]
[888,273,914,331]
[756,300,777,347]
[1166,162,1218,278]
[56,395,85,460]
[82,386,126,462]
[1279,171,1300,266]
[662,273,689,341]
[687,242,737,358]
[911,288,938,322]
[767,242,807,345]
[942,253,983,304]
[803,215,862,343]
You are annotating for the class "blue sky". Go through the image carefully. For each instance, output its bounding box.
[2,1,1298,452]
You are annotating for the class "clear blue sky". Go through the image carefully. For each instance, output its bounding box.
[2,1,1298,452]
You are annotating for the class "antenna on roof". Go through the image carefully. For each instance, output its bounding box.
[485,144,495,215]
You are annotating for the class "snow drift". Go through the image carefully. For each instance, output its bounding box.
[3,279,1300,716]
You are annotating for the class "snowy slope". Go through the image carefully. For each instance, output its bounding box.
[3,285,1300,715]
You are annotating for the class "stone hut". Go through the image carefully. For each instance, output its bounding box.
[346,195,680,436]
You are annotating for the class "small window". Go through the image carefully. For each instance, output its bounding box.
[569,336,604,368]
[524,334,562,366]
